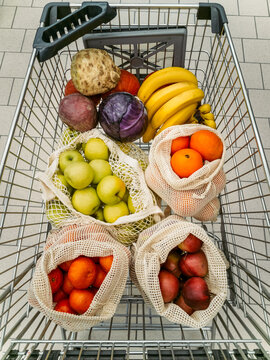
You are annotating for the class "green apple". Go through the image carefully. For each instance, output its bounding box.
[72,187,101,215]
[54,171,73,193]
[122,189,129,203]
[127,195,136,214]
[89,159,112,184]
[97,175,126,205]
[81,143,86,152]
[46,200,71,226]
[59,149,84,173]
[103,201,129,223]
[93,208,104,221]
[64,161,94,189]
[84,138,109,161]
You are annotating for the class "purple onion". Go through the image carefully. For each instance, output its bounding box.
[98,92,148,142]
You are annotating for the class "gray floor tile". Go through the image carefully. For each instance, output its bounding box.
[261,63,270,89]
[4,0,32,5]
[21,29,36,53]
[0,105,15,135]
[239,62,263,89]
[248,89,270,117]
[256,16,270,39]
[239,0,269,16]
[228,16,256,38]
[0,52,31,78]
[0,77,13,105]
[243,38,270,63]
[0,29,25,52]
[0,6,16,28]
[12,6,42,29]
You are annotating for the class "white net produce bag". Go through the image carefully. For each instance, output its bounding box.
[37,128,163,245]
[145,124,226,221]
[28,224,130,332]
[130,215,228,328]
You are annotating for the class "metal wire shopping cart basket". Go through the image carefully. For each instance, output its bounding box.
[0,2,269,359]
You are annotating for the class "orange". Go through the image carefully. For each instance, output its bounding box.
[48,268,63,294]
[99,255,114,273]
[62,273,74,294]
[171,148,203,178]
[59,260,73,272]
[190,130,223,162]
[54,299,76,314]
[53,288,68,303]
[93,264,107,288]
[69,289,95,314]
[68,256,97,289]
[171,136,190,155]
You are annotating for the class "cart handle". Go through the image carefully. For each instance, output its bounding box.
[33,2,117,62]
[198,3,228,35]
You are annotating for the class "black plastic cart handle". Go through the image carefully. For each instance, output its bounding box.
[33,2,227,63]
[33,2,117,62]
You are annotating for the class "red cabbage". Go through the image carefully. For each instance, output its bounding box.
[98,92,148,142]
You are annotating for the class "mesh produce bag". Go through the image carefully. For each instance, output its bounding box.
[130,215,228,328]
[37,128,163,245]
[28,224,130,332]
[145,124,226,221]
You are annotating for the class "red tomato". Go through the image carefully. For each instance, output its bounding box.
[53,288,68,303]
[48,268,63,294]
[93,264,107,288]
[54,299,76,314]
[102,70,140,98]
[64,79,80,96]
[59,260,73,272]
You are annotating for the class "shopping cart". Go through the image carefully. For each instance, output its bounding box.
[0,2,269,359]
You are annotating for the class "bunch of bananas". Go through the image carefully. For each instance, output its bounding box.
[137,67,216,142]
[188,104,216,129]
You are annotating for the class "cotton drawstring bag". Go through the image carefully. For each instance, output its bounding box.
[28,223,130,332]
[130,215,228,328]
[37,128,163,245]
[145,124,226,221]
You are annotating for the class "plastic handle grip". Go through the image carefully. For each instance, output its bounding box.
[33,2,117,62]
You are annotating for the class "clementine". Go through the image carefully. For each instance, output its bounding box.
[62,273,74,294]
[54,299,76,314]
[171,136,190,155]
[99,255,113,273]
[69,289,95,314]
[53,288,68,303]
[171,148,203,178]
[59,260,73,272]
[68,256,97,289]
[190,130,223,161]
[48,267,63,294]
[93,264,107,288]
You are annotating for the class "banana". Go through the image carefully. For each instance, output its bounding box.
[151,88,204,130]
[145,81,197,120]
[198,103,211,114]
[155,103,198,136]
[203,112,215,121]
[137,67,198,104]
[142,121,157,143]
[204,119,217,129]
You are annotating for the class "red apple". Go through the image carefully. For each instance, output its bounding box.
[182,277,210,310]
[175,294,194,315]
[179,250,208,277]
[159,269,180,303]
[178,234,203,253]
[161,249,182,277]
